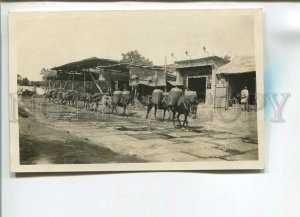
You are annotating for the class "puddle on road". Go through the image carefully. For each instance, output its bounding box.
[132,133,176,140]
[116,126,150,132]
[182,126,204,133]
[241,136,258,144]
[115,124,239,141]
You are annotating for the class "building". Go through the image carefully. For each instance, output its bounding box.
[99,63,130,94]
[174,56,256,108]
[175,56,230,106]
[216,56,256,108]
[49,55,256,109]
[51,57,119,93]
[102,63,170,97]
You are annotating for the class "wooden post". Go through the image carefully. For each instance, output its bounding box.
[135,85,138,99]
[83,69,86,94]
[88,70,103,93]
[107,81,111,95]
[72,72,74,90]
[115,81,118,91]
[63,74,72,92]
[164,56,167,92]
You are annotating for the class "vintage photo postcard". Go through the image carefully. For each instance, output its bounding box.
[9,9,264,172]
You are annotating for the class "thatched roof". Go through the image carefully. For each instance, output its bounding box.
[129,65,166,87]
[50,57,120,81]
[217,56,256,74]
[51,57,119,71]
[101,63,163,70]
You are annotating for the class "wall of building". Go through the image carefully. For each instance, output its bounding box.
[176,65,214,106]
[129,66,166,87]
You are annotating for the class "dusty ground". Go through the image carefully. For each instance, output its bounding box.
[18,96,258,164]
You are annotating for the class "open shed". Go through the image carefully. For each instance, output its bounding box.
[99,63,130,94]
[216,56,256,108]
[50,57,119,93]
[129,65,166,97]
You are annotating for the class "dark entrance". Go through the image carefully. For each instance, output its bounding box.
[227,72,256,105]
[188,77,207,103]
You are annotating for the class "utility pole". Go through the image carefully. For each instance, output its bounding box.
[164,56,167,92]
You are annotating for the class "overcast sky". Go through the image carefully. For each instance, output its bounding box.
[11,10,255,80]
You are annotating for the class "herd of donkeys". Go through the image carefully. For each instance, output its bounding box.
[45,87,199,126]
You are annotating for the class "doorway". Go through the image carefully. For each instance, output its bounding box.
[188,77,207,103]
[227,72,256,104]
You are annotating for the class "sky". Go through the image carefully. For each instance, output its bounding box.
[11,10,255,80]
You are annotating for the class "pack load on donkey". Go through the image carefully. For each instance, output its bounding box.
[152,89,164,104]
[145,89,171,120]
[87,93,106,111]
[112,90,131,115]
[121,91,131,101]
[169,87,183,106]
[184,91,198,104]
[172,90,199,126]
[162,92,170,104]
[112,91,123,104]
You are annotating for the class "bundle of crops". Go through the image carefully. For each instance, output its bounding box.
[162,92,169,97]
[91,93,105,101]
[78,92,90,101]
[152,89,164,104]
[184,91,198,104]
[169,87,183,106]
[102,95,111,101]
[121,91,131,104]
[112,91,122,104]
[161,92,170,104]
[121,91,131,100]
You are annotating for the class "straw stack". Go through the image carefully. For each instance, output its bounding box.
[185,91,198,104]
[112,91,122,104]
[152,89,164,104]
[121,91,131,100]
[169,87,183,106]
[162,92,170,104]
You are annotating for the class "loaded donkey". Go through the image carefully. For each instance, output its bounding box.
[111,90,132,115]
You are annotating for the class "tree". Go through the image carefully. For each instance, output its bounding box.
[120,50,153,66]
[40,68,56,81]
[22,77,30,86]
[17,74,23,85]
[224,55,231,61]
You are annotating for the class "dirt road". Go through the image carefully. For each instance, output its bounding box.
[18,96,258,164]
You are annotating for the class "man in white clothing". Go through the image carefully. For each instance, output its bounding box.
[241,86,249,111]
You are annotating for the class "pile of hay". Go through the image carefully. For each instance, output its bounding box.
[112,91,122,104]
[184,91,198,103]
[121,91,131,100]
[152,89,164,104]
[169,87,183,106]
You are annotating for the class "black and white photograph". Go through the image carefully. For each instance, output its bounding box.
[9,9,264,172]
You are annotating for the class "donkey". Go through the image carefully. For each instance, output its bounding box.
[172,95,198,126]
[61,90,80,106]
[112,91,132,115]
[78,92,93,109]
[45,89,57,102]
[99,95,112,114]
[87,93,106,111]
[144,93,171,120]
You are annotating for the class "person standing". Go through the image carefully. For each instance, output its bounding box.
[241,86,249,111]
